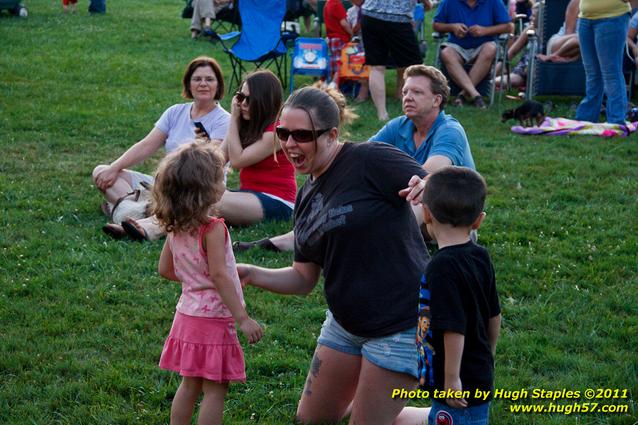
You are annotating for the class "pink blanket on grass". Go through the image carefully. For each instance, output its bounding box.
[511,117,637,137]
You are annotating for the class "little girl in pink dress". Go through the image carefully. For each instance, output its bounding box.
[153,142,263,425]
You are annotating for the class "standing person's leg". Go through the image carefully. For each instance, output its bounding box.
[369,66,389,121]
[171,377,203,425]
[576,18,605,123]
[594,14,630,125]
[387,21,422,101]
[396,68,406,99]
[198,380,228,425]
[361,15,391,121]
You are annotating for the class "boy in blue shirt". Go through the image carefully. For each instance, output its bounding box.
[420,166,501,424]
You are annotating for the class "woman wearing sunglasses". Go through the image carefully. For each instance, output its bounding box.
[114,69,296,241]
[238,87,430,424]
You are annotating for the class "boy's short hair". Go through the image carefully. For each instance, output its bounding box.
[422,166,486,227]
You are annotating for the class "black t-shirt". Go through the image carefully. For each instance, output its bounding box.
[294,142,429,337]
[427,241,500,406]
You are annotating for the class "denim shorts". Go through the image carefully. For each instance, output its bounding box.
[316,310,419,378]
[234,189,293,222]
[429,400,490,425]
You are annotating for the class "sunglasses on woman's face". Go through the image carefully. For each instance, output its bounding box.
[235,91,250,104]
[275,126,330,143]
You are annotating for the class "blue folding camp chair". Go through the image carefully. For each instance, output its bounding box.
[216,0,293,90]
[289,37,330,93]
[413,2,427,59]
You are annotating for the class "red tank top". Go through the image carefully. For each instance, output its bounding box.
[239,123,297,203]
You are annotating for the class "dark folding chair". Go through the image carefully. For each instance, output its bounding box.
[623,44,637,101]
[216,0,294,90]
[525,0,586,100]
[211,1,241,34]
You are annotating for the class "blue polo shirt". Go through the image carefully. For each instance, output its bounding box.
[434,0,511,49]
[369,111,475,169]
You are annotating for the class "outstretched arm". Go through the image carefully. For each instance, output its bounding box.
[206,225,263,343]
[237,261,321,296]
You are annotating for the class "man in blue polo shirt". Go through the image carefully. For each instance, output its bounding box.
[433,0,512,108]
[370,64,475,172]
[235,65,474,252]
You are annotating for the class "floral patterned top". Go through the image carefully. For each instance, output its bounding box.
[169,217,245,318]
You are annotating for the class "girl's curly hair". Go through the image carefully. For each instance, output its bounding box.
[151,142,226,234]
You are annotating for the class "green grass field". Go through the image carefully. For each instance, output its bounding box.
[1,1,637,423]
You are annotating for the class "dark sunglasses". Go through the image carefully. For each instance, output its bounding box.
[276,126,330,143]
[235,91,250,104]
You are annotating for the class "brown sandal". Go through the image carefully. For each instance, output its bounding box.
[121,218,149,242]
[102,223,127,240]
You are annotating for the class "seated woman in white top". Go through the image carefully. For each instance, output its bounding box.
[94,56,230,238]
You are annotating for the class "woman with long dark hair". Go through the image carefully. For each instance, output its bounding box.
[110,70,296,241]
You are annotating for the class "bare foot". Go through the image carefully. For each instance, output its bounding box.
[551,55,578,63]
[536,53,577,63]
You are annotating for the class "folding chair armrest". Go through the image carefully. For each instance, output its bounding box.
[218,31,241,41]
[498,33,510,42]
[432,31,445,40]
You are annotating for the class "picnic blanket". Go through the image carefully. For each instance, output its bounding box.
[511,117,637,137]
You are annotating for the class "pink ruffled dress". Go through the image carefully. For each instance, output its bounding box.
[159,218,246,383]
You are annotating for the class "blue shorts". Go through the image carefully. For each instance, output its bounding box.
[429,400,490,425]
[234,189,293,222]
[316,310,419,378]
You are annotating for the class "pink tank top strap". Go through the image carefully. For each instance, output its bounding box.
[198,217,229,257]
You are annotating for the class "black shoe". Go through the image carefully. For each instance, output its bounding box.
[233,238,280,252]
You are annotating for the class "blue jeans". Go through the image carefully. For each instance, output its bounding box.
[429,400,490,425]
[576,14,630,125]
